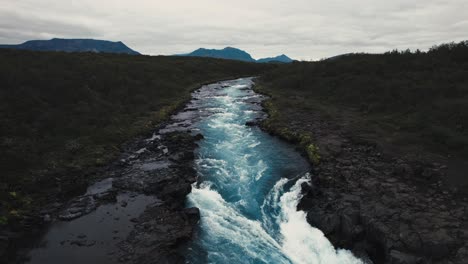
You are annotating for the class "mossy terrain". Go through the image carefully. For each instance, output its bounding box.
[256,41,468,163]
[254,90,321,165]
[0,49,273,225]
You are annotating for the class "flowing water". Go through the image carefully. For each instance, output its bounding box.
[186,78,363,264]
[25,78,363,264]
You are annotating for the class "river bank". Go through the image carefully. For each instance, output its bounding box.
[4,77,231,263]
[0,49,274,256]
[12,128,200,264]
[181,77,362,263]
[254,83,468,263]
[13,78,368,264]
[0,72,267,263]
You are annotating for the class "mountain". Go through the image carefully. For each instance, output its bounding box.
[181,47,293,63]
[257,54,293,63]
[184,47,255,62]
[0,38,140,55]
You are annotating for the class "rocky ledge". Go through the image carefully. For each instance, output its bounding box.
[262,108,468,263]
[113,131,201,263]
[10,129,200,264]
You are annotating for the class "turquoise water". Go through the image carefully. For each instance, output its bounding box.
[186,78,362,264]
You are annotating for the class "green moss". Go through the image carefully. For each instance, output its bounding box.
[298,133,313,146]
[275,127,292,141]
[306,143,321,165]
[256,82,324,167]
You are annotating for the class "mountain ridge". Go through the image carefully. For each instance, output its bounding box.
[180,47,293,63]
[184,47,256,62]
[0,38,140,55]
[256,54,293,63]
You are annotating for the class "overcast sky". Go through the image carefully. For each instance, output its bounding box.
[0,0,467,60]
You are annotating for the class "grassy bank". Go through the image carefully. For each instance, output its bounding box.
[256,41,468,164]
[0,49,273,226]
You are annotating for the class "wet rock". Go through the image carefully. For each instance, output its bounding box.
[321,214,341,235]
[162,148,169,155]
[158,181,192,207]
[300,181,318,197]
[70,240,96,247]
[43,214,51,223]
[389,250,421,264]
[245,121,257,127]
[59,196,97,221]
[194,133,204,141]
[184,207,200,225]
[93,190,117,202]
[118,203,200,264]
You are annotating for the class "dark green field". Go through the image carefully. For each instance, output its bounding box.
[0,49,272,224]
[258,41,468,160]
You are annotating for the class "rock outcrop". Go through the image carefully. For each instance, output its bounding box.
[264,106,468,263]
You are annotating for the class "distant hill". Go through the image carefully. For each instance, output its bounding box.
[181,47,293,63]
[0,38,140,55]
[257,54,293,63]
[184,47,255,62]
[324,53,356,61]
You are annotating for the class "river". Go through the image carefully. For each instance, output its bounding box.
[25,77,362,264]
[185,78,362,264]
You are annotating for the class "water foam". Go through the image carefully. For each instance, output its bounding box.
[277,176,363,264]
[187,78,362,264]
[189,186,290,264]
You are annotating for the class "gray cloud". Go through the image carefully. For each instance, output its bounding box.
[0,0,466,60]
[0,10,100,44]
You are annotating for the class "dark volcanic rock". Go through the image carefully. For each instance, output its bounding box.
[58,196,97,221]
[262,103,468,263]
[15,129,200,262]
[389,250,421,264]
[245,121,257,126]
[104,132,200,261]
[117,205,199,264]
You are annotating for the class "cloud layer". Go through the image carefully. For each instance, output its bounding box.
[1,0,466,60]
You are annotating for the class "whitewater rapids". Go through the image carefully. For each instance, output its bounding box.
[185,78,362,264]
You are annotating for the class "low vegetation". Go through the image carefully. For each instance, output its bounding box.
[2,40,467,230]
[0,49,272,225]
[258,41,468,160]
